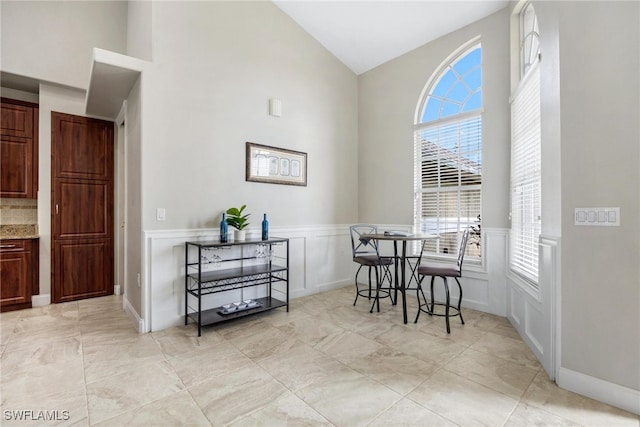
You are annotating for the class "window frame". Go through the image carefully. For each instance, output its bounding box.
[509,1,542,286]
[413,39,483,263]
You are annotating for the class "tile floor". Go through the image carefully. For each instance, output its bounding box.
[1,286,638,426]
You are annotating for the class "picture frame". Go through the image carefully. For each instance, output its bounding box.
[246,142,307,186]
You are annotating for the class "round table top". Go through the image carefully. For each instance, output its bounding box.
[360,232,437,241]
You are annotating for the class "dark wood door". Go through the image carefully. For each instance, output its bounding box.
[51,112,114,303]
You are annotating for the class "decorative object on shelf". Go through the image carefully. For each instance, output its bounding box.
[246,142,307,186]
[262,213,269,240]
[226,204,250,241]
[219,213,228,243]
[219,299,261,315]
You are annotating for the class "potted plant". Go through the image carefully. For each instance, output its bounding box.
[226,204,250,241]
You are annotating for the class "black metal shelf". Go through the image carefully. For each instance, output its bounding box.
[185,238,289,336]
[187,263,287,283]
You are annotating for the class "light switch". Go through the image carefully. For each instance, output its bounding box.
[575,207,620,226]
[156,208,166,221]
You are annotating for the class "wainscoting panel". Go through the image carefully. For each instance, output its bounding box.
[507,234,560,380]
[144,226,354,332]
[143,225,509,333]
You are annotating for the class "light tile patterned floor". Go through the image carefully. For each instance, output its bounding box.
[1,286,638,426]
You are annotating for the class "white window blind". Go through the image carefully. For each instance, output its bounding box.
[414,115,482,258]
[510,62,541,284]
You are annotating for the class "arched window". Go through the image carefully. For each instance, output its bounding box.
[510,1,541,284]
[414,40,482,259]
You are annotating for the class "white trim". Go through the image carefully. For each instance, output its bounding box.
[123,294,144,333]
[558,368,640,416]
[507,269,541,302]
[31,294,50,307]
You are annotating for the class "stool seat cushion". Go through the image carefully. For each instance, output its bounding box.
[354,255,393,266]
[418,263,461,278]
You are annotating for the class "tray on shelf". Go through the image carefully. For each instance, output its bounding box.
[187,296,286,326]
[218,299,261,315]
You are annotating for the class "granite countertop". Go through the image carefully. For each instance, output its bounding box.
[0,224,40,240]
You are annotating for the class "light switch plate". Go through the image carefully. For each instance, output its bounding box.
[156,208,166,221]
[575,207,619,226]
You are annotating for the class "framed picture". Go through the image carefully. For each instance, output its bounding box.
[246,142,307,186]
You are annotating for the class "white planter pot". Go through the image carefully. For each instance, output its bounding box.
[234,229,246,241]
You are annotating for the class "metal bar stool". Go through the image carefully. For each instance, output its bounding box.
[414,228,470,333]
[349,224,394,312]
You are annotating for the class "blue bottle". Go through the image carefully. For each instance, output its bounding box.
[220,213,228,243]
[261,213,269,240]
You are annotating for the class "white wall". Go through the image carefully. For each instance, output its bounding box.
[124,79,144,318]
[0,0,127,89]
[539,1,640,393]
[127,1,152,62]
[358,8,511,230]
[140,1,359,233]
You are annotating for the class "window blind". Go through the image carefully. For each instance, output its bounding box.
[510,63,541,284]
[414,115,482,258]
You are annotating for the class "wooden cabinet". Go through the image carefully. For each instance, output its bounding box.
[1,98,38,198]
[0,239,39,312]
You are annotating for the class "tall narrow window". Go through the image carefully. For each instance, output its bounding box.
[510,2,541,284]
[414,41,482,259]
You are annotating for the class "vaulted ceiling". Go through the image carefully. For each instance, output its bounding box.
[273,1,509,74]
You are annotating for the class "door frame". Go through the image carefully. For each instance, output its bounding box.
[115,102,127,298]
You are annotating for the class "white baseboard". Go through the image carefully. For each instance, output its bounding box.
[558,367,640,415]
[123,295,145,333]
[114,284,121,295]
[31,294,51,306]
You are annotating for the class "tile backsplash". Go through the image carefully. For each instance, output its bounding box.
[0,198,38,225]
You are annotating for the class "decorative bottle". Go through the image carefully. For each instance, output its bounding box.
[220,213,228,243]
[261,213,269,240]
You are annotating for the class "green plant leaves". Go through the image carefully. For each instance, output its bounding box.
[226,204,250,230]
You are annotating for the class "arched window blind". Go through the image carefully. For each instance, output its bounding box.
[414,42,482,259]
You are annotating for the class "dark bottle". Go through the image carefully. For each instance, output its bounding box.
[261,213,269,240]
[220,213,228,243]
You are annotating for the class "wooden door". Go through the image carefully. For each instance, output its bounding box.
[51,112,114,303]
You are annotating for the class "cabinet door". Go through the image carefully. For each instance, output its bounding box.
[0,250,31,310]
[0,99,37,198]
[1,101,33,138]
[0,135,34,198]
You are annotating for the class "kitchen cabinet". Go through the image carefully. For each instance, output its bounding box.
[0,238,39,312]
[1,98,38,198]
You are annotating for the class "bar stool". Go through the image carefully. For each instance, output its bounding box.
[349,224,393,312]
[414,228,470,333]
